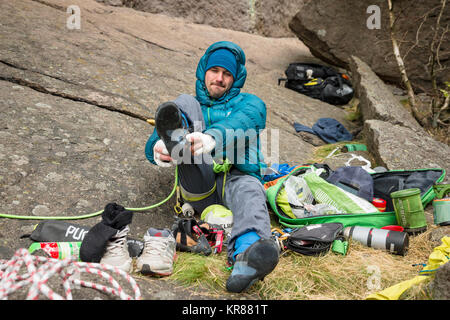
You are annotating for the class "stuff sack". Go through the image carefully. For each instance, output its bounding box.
[326,166,374,202]
[23,219,144,258]
[278,63,354,105]
[22,220,90,242]
[284,223,344,256]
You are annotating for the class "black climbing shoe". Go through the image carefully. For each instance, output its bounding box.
[155,101,190,161]
[171,218,212,256]
[226,238,279,293]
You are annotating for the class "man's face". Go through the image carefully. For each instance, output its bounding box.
[205,66,234,99]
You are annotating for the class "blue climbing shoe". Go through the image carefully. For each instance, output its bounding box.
[226,238,279,293]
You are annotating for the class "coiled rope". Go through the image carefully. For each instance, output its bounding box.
[0,248,141,300]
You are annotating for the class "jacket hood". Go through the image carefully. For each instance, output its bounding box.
[195,41,247,105]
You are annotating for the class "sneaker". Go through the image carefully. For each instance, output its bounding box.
[136,228,176,276]
[100,226,132,273]
[226,238,279,293]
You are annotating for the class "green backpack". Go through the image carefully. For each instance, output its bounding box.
[266,165,445,229]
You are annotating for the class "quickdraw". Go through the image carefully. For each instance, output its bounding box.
[271,227,292,252]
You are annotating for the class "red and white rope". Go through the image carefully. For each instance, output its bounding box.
[0,248,141,300]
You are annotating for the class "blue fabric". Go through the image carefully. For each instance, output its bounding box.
[146,41,268,181]
[326,166,374,202]
[293,118,352,144]
[232,231,261,260]
[205,48,237,80]
[262,163,298,182]
[293,123,315,135]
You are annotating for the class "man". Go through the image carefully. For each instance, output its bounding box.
[145,41,279,293]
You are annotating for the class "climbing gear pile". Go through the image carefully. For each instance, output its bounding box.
[171,218,225,256]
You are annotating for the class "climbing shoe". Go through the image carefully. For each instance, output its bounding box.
[226,238,279,293]
[171,218,212,256]
[155,101,190,161]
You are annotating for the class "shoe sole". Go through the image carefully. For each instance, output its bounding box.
[100,260,132,274]
[226,239,279,293]
[155,102,186,157]
[140,264,172,277]
[176,242,212,256]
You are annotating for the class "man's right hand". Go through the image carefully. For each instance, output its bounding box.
[153,139,174,167]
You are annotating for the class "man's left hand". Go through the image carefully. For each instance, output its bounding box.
[185,132,216,156]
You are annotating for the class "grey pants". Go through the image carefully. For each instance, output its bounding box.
[173,94,272,262]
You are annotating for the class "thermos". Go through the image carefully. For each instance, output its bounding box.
[343,226,409,256]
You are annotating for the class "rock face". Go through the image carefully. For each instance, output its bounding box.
[97,0,307,37]
[350,56,422,132]
[350,56,450,180]
[429,237,450,300]
[289,0,450,91]
[363,119,450,177]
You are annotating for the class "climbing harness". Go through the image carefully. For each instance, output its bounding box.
[0,248,141,300]
[176,158,232,211]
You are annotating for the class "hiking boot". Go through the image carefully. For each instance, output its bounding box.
[155,101,190,161]
[226,238,279,293]
[100,225,132,273]
[136,228,176,276]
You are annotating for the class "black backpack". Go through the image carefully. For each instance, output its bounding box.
[284,223,344,256]
[278,63,354,106]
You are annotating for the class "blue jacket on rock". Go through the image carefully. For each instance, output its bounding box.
[145,41,267,181]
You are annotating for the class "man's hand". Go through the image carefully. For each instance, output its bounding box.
[153,139,174,167]
[185,132,216,156]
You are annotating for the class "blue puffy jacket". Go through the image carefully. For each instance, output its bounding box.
[145,41,267,181]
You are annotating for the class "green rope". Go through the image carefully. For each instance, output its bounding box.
[212,158,232,174]
[213,158,232,199]
[0,167,179,220]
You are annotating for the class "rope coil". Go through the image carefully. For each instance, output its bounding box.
[0,248,141,300]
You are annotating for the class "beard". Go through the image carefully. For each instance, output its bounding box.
[208,82,227,99]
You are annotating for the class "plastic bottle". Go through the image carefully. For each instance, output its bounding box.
[28,242,82,260]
